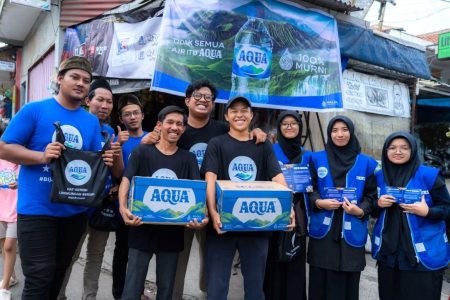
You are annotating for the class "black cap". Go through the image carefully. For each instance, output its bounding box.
[88,79,112,97]
[225,96,252,111]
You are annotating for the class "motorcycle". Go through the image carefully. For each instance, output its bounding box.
[424,147,450,178]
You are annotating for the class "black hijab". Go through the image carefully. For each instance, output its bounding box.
[382,131,421,187]
[325,115,361,187]
[380,131,420,262]
[276,111,303,164]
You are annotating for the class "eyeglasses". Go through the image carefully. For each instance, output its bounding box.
[121,110,142,118]
[192,92,213,102]
[280,122,299,129]
[387,146,411,153]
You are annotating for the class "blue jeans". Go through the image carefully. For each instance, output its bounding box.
[122,248,178,300]
[205,234,269,300]
[17,213,87,300]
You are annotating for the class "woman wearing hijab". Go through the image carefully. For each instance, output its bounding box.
[372,131,450,300]
[264,111,310,300]
[307,115,378,300]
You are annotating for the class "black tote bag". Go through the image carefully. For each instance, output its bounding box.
[50,122,110,208]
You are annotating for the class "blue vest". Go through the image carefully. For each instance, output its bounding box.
[372,165,450,270]
[273,143,312,227]
[309,151,377,247]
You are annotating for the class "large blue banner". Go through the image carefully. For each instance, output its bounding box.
[151,0,343,111]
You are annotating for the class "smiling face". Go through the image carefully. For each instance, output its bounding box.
[157,112,186,144]
[386,137,411,165]
[185,86,214,119]
[280,115,300,139]
[225,100,253,133]
[330,121,350,147]
[57,69,91,102]
[86,88,113,122]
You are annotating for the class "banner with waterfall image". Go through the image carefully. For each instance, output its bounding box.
[151,0,343,111]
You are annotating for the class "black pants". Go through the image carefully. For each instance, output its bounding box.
[112,221,129,299]
[308,265,361,300]
[378,261,444,300]
[264,235,307,300]
[18,213,87,300]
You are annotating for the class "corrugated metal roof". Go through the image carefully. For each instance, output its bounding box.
[60,0,132,28]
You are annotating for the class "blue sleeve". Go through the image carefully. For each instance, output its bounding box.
[1,103,36,146]
[92,121,103,151]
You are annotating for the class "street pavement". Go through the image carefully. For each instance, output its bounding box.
[1,232,449,299]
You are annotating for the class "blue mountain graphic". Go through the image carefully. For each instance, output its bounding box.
[70,174,86,180]
[234,173,252,181]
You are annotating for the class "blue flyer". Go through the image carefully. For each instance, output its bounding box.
[280,164,312,193]
[323,187,357,202]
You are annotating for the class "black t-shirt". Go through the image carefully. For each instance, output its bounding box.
[201,134,281,181]
[125,144,200,252]
[201,134,282,237]
[178,119,229,169]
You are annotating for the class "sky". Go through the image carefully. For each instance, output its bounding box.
[364,0,450,35]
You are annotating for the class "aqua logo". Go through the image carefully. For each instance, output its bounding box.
[65,160,91,186]
[317,167,328,179]
[52,125,83,149]
[149,189,189,205]
[228,156,257,182]
[233,45,272,78]
[189,143,208,169]
[143,186,196,220]
[151,168,178,180]
[232,197,282,228]
[239,201,276,215]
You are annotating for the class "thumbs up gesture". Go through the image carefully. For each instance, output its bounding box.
[117,126,129,145]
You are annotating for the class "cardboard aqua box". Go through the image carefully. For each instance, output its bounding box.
[216,180,293,231]
[129,176,206,225]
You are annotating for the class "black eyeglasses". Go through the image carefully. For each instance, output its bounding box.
[192,92,213,102]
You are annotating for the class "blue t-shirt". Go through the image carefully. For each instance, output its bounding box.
[122,132,148,169]
[1,98,103,217]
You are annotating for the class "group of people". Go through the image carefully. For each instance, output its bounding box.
[0,55,448,300]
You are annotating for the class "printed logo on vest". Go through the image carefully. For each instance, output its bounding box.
[65,160,92,186]
[151,168,178,179]
[317,167,328,178]
[143,186,196,220]
[52,125,83,149]
[228,156,257,182]
[232,198,281,228]
[0,169,15,185]
[189,142,208,169]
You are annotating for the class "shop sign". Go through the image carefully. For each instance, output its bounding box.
[342,69,410,118]
[438,32,450,60]
[0,60,15,72]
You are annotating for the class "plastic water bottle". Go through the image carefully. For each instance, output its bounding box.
[230,17,273,104]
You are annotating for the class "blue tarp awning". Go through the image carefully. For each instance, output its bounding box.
[337,20,431,80]
[417,98,450,108]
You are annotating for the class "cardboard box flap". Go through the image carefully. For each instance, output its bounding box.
[216,180,292,192]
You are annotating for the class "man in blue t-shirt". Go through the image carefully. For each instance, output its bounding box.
[111,94,149,300]
[57,78,123,300]
[0,56,116,299]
